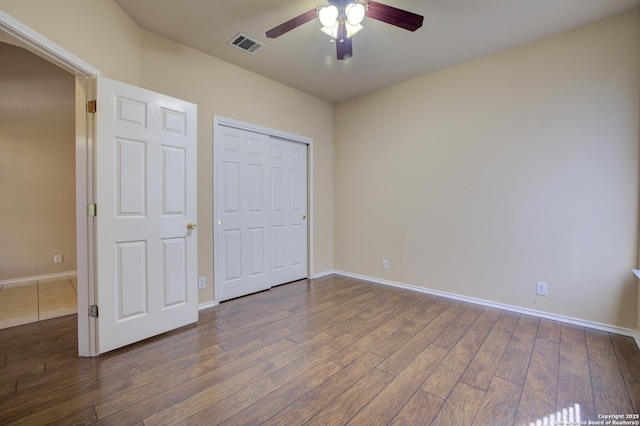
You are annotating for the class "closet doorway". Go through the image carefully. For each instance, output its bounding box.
[214,117,312,302]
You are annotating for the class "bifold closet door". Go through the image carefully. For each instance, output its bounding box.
[215,126,307,302]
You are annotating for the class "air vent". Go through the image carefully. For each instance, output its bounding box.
[228,33,265,55]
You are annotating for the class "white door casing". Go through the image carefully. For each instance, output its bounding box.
[214,120,309,302]
[95,77,198,354]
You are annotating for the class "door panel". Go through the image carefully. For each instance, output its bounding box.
[117,138,146,216]
[163,146,186,215]
[96,76,197,354]
[224,229,242,282]
[117,241,147,319]
[249,227,265,276]
[216,127,271,301]
[270,138,308,285]
[162,237,187,307]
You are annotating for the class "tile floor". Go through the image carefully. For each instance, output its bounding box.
[0,274,77,330]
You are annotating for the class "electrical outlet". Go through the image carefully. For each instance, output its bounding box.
[198,277,206,290]
[536,281,547,296]
[53,254,63,264]
[382,259,389,270]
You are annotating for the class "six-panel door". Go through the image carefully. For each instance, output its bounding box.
[216,126,308,302]
[96,76,198,354]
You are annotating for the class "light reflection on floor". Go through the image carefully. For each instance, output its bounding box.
[527,403,581,426]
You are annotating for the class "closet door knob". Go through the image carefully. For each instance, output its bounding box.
[186,222,197,231]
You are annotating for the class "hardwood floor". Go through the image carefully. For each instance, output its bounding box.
[0,274,638,425]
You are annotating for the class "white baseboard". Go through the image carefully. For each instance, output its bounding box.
[198,300,218,311]
[0,271,78,285]
[333,270,639,343]
[311,270,337,279]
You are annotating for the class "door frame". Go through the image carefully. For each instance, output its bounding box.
[0,11,100,356]
[213,116,314,304]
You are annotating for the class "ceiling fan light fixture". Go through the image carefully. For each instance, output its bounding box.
[319,5,339,28]
[321,23,363,39]
[265,0,423,60]
[345,2,366,26]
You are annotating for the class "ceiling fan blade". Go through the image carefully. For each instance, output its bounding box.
[266,8,319,38]
[336,21,353,60]
[366,1,423,32]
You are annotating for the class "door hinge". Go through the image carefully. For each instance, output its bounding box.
[87,100,97,113]
[88,203,97,217]
[89,304,99,318]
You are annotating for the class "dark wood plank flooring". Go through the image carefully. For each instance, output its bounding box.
[0,275,638,425]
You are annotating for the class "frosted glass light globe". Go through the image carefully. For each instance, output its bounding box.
[346,2,366,26]
[319,5,339,28]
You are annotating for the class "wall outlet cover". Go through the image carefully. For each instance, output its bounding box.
[536,281,547,296]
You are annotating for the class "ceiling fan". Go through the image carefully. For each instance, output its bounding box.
[265,0,423,60]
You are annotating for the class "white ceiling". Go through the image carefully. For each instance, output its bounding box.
[113,0,640,104]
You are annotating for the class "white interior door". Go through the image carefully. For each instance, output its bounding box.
[216,126,271,301]
[269,137,308,285]
[95,76,198,354]
[215,125,308,302]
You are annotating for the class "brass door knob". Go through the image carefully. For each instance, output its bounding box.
[186,222,197,230]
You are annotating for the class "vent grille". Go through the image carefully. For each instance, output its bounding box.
[228,33,265,55]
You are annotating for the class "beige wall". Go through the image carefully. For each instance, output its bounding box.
[0,0,142,85]
[334,10,640,329]
[0,0,334,303]
[0,43,76,280]
[140,31,334,303]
